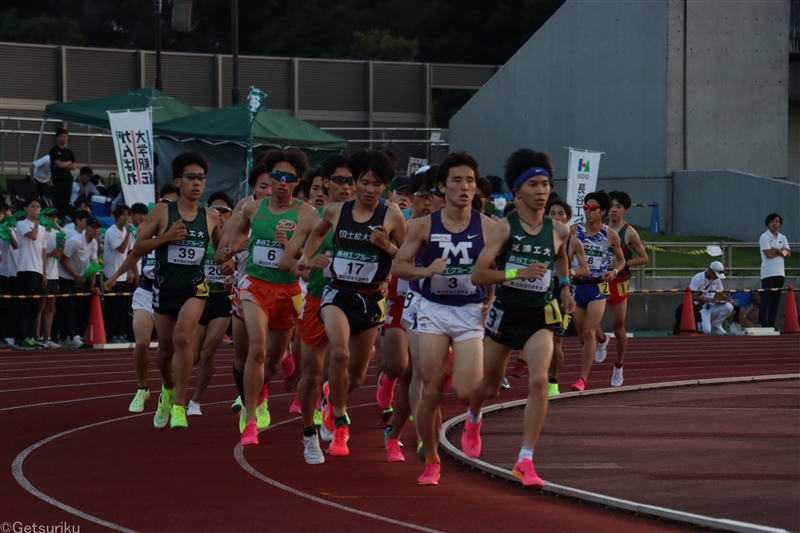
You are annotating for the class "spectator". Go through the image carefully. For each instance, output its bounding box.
[729,291,760,334]
[63,201,92,238]
[15,197,47,350]
[90,174,106,196]
[759,213,791,328]
[389,176,412,210]
[37,207,62,348]
[56,216,102,348]
[71,167,100,204]
[0,204,20,348]
[49,129,76,216]
[689,261,734,335]
[130,203,148,230]
[103,205,134,343]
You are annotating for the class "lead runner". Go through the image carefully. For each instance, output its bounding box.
[463,149,575,487]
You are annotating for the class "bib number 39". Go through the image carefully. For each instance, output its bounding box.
[168,245,204,265]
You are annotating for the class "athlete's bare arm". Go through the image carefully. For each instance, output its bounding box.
[625,226,648,268]
[602,229,626,282]
[278,208,320,272]
[371,204,407,259]
[104,250,142,290]
[471,219,512,286]
[569,236,590,279]
[392,217,441,281]
[131,203,186,257]
[553,220,576,314]
[207,208,222,249]
[296,202,342,271]
[479,215,497,302]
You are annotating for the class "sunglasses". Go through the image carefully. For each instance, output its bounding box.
[583,204,601,212]
[210,205,232,214]
[159,198,174,204]
[413,191,433,201]
[180,173,207,181]
[330,175,354,185]
[270,170,298,183]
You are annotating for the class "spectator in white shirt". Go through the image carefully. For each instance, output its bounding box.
[71,167,100,204]
[37,207,63,349]
[0,204,20,348]
[689,261,734,335]
[759,213,791,328]
[15,198,48,350]
[64,210,91,241]
[104,205,134,343]
[56,217,101,348]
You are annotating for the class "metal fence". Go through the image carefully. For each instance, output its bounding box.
[637,241,800,277]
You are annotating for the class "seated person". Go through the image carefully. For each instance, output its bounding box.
[70,167,100,204]
[729,291,760,333]
[689,261,734,335]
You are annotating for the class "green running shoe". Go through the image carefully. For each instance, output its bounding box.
[231,395,243,414]
[256,399,271,430]
[19,338,38,351]
[416,441,426,463]
[128,389,150,413]
[313,408,323,426]
[408,415,414,422]
[170,404,188,429]
[239,407,247,434]
[548,382,560,396]
[153,385,175,429]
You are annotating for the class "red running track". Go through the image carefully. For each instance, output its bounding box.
[1,335,798,532]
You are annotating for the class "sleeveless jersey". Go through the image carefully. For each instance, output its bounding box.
[611,223,632,281]
[246,198,302,285]
[204,242,229,294]
[140,249,156,282]
[420,209,486,306]
[154,201,209,289]
[575,221,609,280]
[494,213,556,308]
[307,206,335,298]
[330,200,392,292]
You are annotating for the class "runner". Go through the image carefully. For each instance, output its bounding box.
[279,152,355,464]
[295,149,406,457]
[132,152,223,429]
[544,197,589,395]
[216,148,312,445]
[598,190,647,387]
[392,151,493,484]
[463,149,575,487]
[187,191,236,416]
[569,190,625,392]
[106,185,180,413]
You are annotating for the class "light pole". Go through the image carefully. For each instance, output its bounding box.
[231,0,240,104]
[155,0,163,91]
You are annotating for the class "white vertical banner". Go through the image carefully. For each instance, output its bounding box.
[107,108,156,207]
[565,148,602,225]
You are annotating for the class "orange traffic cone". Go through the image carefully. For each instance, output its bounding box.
[85,294,107,346]
[784,286,800,334]
[677,286,701,336]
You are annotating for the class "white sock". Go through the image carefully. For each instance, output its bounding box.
[466,409,482,425]
[518,446,533,462]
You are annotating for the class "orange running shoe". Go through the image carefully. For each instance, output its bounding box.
[330,426,350,456]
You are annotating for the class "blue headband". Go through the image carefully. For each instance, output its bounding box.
[513,167,551,190]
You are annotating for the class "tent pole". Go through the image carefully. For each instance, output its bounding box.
[231,0,240,104]
[33,115,47,160]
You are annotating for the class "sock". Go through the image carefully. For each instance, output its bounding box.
[615,363,623,369]
[232,365,245,404]
[518,446,533,462]
[138,386,149,391]
[548,378,558,384]
[302,425,316,438]
[425,454,440,465]
[466,409,482,425]
[334,415,348,428]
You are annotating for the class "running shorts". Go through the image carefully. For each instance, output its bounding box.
[416,299,484,342]
[153,281,209,319]
[299,294,327,346]
[485,301,561,350]
[607,279,629,306]
[199,292,233,326]
[320,285,386,335]
[573,283,609,309]
[238,276,302,331]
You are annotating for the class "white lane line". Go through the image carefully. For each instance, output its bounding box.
[235,404,445,533]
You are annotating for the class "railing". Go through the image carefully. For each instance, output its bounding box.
[637,241,799,277]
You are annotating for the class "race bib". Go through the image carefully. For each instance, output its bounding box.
[485,304,504,336]
[503,257,551,292]
[167,244,204,265]
[396,278,410,297]
[430,265,476,295]
[253,244,283,268]
[332,250,379,283]
[205,259,226,283]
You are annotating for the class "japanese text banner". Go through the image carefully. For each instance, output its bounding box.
[565,148,602,225]
[108,109,156,206]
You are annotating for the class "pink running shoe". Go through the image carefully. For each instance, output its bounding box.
[511,358,526,379]
[330,426,350,456]
[418,463,441,485]
[241,420,259,446]
[461,417,483,458]
[321,382,335,433]
[512,458,544,487]
[386,439,405,462]
[570,378,586,392]
[289,394,302,414]
[282,349,297,390]
[376,372,396,410]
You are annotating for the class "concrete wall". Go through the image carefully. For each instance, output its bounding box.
[450,0,670,180]
[677,0,790,179]
[790,100,800,183]
[673,170,800,242]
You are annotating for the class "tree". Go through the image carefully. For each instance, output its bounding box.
[0,9,84,46]
[351,29,418,62]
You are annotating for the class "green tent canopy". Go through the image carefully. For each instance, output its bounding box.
[44,87,198,130]
[154,103,348,150]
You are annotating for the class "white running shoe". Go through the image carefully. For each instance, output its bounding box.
[728,322,741,334]
[594,335,610,363]
[71,335,85,348]
[611,366,624,387]
[45,340,62,349]
[713,324,727,335]
[303,434,325,465]
[187,400,202,417]
[319,420,334,442]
